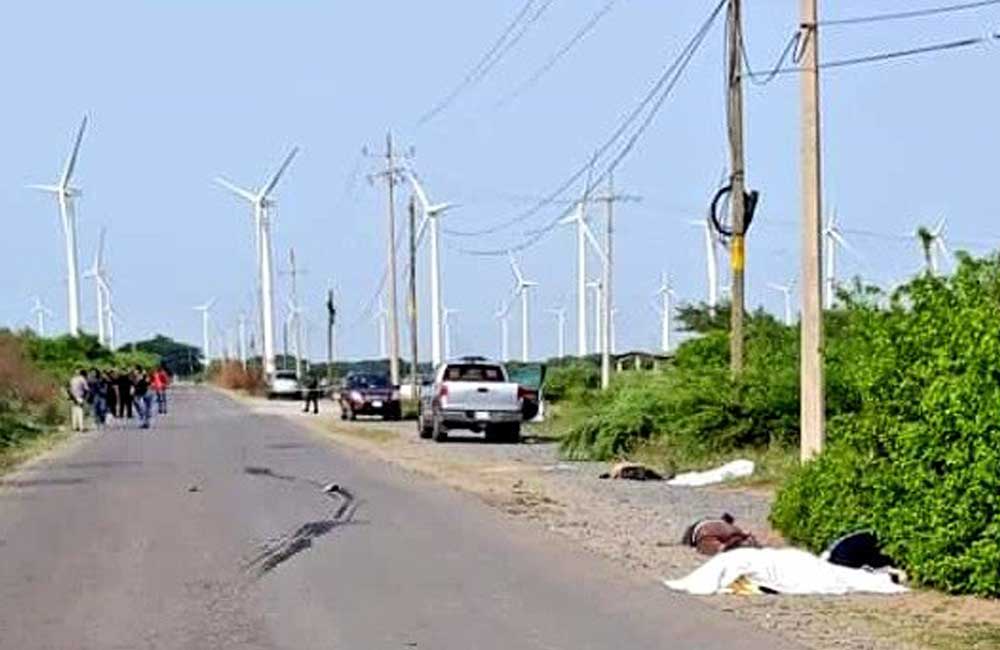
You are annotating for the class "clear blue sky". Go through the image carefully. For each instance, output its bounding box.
[2,0,998,360]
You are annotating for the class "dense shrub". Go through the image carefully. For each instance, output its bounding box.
[543,361,601,403]
[772,255,1000,596]
[210,360,265,393]
[0,332,62,452]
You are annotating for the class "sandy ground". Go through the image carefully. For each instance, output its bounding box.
[243,394,1000,650]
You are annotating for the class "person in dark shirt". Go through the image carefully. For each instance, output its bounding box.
[91,370,109,429]
[302,375,320,414]
[132,367,152,429]
[116,370,133,419]
[106,369,119,422]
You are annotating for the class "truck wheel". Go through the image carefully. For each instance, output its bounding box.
[503,423,521,444]
[432,413,448,443]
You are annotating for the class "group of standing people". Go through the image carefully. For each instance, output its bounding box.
[68,366,171,431]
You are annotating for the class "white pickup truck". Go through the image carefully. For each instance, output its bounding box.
[417,358,523,443]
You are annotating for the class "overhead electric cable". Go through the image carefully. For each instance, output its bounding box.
[443,0,727,240]
[820,0,1000,27]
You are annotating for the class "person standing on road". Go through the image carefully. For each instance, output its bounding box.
[91,370,109,429]
[302,374,320,414]
[133,367,153,429]
[151,365,170,414]
[67,369,89,432]
[106,369,119,424]
[116,368,133,420]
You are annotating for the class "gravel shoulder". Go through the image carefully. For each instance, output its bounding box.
[237,392,1000,650]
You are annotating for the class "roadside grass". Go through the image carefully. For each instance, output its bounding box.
[854,600,1000,650]
[0,426,70,476]
[324,419,400,445]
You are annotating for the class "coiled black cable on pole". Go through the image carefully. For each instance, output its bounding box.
[709,183,759,238]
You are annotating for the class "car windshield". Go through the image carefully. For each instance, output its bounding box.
[350,374,390,388]
[444,364,504,382]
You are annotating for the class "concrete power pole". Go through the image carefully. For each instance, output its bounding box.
[800,0,825,461]
[288,248,304,381]
[727,0,748,375]
[600,176,614,390]
[383,133,402,386]
[326,287,336,385]
[408,194,420,402]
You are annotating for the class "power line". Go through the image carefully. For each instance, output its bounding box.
[443,0,727,241]
[450,0,726,256]
[495,0,622,108]
[417,0,555,126]
[770,34,994,74]
[820,0,1000,27]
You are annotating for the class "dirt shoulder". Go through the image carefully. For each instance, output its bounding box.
[233,392,1000,650]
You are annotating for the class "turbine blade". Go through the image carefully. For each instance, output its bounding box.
[61,116,88,187]
[508,253,525,284]
[215,177,257,203]
[260,146,299,198]
[415,214,431,245]
[933,217,947,237]
[406,171,433,212]
[583,223,606,263]
[26,184,61,193]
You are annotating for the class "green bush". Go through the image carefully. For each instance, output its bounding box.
[543,361,601,403]
[772,255,1000,596]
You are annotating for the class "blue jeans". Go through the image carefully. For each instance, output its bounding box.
[155,390,167,414]
[135,394,154,428]
[93,396,108,427]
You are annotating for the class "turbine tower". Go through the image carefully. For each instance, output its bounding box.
[559,196,603,357]
[30,297,53,336]
[508,254,538,362]
[405,169,454,368]
[83,227,110,346]
[194,298,216,369]
[547,307,567,359]
[29,116,88,335]
[443,307,460,360]
[373,297,388,359]
[690,218,720,312]
[767,280,795,326]
[823,209,855,308]
[216,147,299,378]
[655,273,676,352]
[494,299,511,361]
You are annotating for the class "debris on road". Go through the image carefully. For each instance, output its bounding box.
[666,459,754,487]
[187,484,200,492]
[681,513,760,556]
[662,547,908,596]
[599,462,667,481]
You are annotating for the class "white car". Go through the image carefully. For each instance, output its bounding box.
[267,370,301,400]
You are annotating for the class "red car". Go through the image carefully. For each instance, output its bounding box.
[338,373,402,421]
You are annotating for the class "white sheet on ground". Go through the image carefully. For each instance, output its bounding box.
[662,548,907,595]
[666,459,755,486]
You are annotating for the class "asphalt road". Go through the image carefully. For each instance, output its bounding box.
[0,387,800,650]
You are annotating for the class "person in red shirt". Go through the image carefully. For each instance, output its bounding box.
[151,366,171,415]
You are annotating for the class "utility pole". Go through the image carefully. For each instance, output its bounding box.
[383,132,402,386]
[326,286,336,386]
[288,248,304,381]
[800,0,825,461]
[238,311,247,368]
[600,175,614,390]
[408,194,420,402]
[727,0,748,375]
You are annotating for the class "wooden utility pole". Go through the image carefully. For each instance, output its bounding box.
[407,194,420,403]
[384,132,402,386]
[727,0,748,375]
[800,0,825,460]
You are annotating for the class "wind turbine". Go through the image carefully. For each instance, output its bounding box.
[83,227,110,346]
[216,146,299,378]
[915,218,949,275]
[655,273,676,352]
[767,280,796,326]
[107,306,121,350]
[587,279,602,354]
[405,169,455,368]
[28,116,88,335]
[547,307,567,358]
[823,209,856,308]
[194,298,216,368]
[30,297,53,336]
[508,254,538,362]
[237,311,248,367]
[494,299,511,361]
[286,299,303,379]
[689,217,720,313]
[443,307,460,360]
[559,194,604,357]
